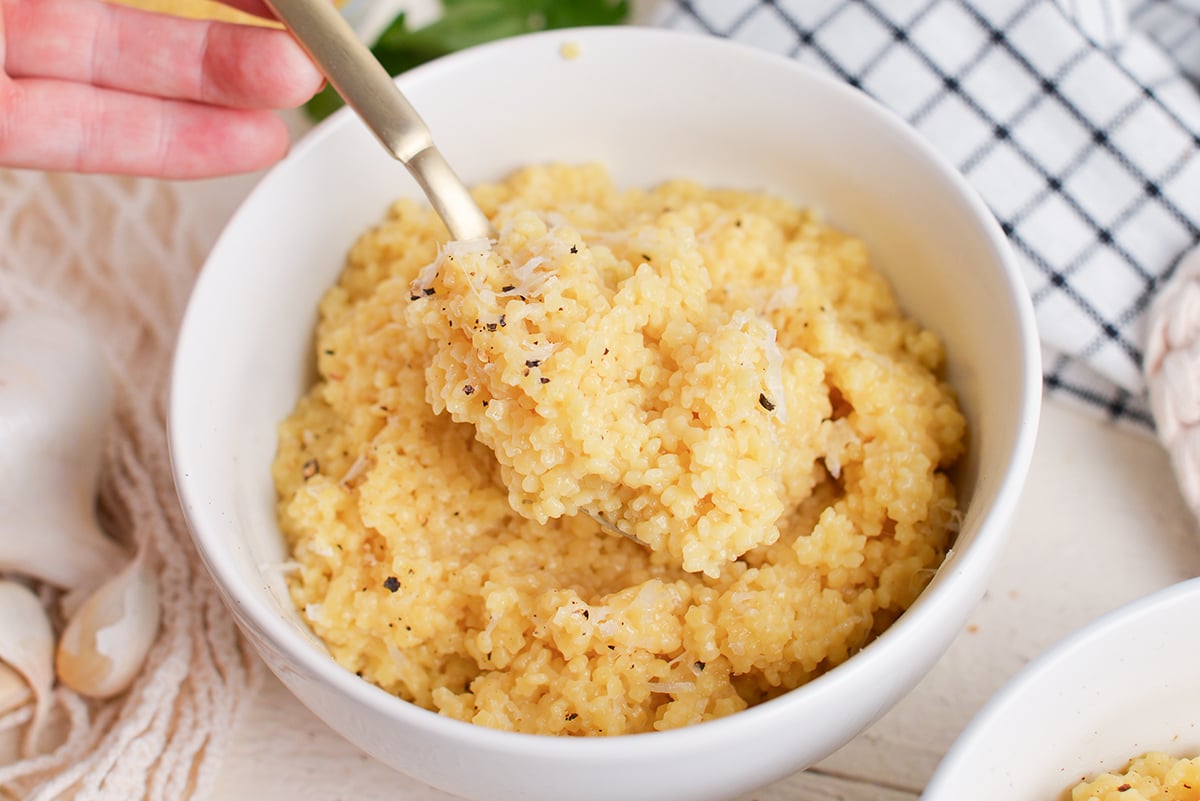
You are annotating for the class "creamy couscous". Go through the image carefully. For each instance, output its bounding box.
[272,163,966,735]
[1072,753,1200,801]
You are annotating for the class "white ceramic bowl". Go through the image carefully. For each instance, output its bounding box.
[169,26,1040,801]
[924,577,1200,800]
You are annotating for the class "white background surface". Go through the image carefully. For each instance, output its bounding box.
[210,398,1200,800]
[6,2,1193,797]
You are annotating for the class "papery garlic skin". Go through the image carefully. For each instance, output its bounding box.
[0,311,127,589]
[57,549,160,699]
[0,580,55,752]
[0,662,32,715]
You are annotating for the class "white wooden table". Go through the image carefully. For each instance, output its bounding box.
[207,392,1200,800]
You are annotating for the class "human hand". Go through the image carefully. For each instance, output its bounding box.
[0,0,324,178]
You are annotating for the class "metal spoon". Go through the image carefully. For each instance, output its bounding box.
[263,0,491,241]
[263,3,645,548]
[583,510,647,547]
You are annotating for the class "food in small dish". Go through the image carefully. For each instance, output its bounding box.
[1071,752,1200,801]
[923,576,1200,801]
[271,162,966,735]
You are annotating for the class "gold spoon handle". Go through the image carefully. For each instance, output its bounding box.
[262,0,492,241]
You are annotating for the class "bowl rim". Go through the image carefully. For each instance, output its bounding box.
[169,24,1043,756]
[923,576,1200,797]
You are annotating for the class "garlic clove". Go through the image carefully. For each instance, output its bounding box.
[0,311,127,590]
[0,580,55,751]
[56,548,161,699]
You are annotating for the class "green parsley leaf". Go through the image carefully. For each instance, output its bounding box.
[305,0,630,121]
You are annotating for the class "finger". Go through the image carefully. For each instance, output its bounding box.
[5,0,323,110]
[0,77,292,178]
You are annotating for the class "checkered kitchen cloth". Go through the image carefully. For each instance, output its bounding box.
[651,0,1200,428]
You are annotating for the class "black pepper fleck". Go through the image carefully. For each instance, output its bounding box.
[302,459,319,479]
[383,576,401,592]
[525,359,541,368]
[499,314,507,327]
[409,294,420,301]
[423,287,435,296]
[759,393,775,411]
[486,321,498,332]
[570,245,578,254]
[581,609,589,619]
[693,660,706,671]
[463,385,475,396]
[540,377,550,384]
[565,712,578,721]
[1117,785,1131,793]
[641,253,651,261]
[501,284,515,292]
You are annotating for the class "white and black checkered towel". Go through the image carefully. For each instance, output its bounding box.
[651,0,1200,428]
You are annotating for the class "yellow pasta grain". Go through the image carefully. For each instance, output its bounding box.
[1072,753,1200,801]
[273,163,966,735]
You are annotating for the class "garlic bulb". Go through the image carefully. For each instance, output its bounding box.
[0,311,127,589]
[56,548,160,699]
[0,580,55,749]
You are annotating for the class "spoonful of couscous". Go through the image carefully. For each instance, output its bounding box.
[262,0,490,242]
[405,199,800,579]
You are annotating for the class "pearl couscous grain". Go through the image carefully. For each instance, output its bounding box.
[273,163,966,735]
[1071,753,1200,801]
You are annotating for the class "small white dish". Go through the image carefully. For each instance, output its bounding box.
[924,577,1200,800]
[170,26,1040,801]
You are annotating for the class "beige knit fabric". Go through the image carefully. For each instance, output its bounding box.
[0,169,262,800]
